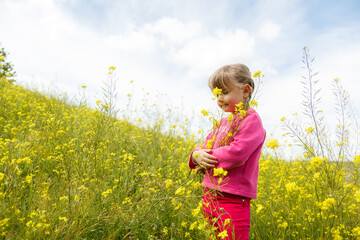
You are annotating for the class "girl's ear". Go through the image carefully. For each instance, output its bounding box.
[242,84,251,99]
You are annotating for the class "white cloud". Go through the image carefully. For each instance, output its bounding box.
[105,31,157,53]
[1,0,360,141]
[143,17,203,45]
[258,19,282,41]
[170,29,256,78]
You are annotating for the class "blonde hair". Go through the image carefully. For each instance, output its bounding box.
[208,64,255,99]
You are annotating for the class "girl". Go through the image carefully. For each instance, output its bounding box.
[189,64,266,240]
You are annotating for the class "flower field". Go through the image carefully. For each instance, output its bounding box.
[1,66,360,239]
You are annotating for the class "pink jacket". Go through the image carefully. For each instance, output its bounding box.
[189,108,266,199]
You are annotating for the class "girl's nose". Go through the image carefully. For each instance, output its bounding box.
[217,96,224,103]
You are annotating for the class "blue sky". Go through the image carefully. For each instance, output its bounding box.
[1,0,360,146]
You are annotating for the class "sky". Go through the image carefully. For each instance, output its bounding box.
[1,0,360,146]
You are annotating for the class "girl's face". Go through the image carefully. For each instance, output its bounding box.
[216,84,251,113]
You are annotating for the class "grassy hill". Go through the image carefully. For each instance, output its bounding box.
[1,77,360,239]
[0,79,203,239]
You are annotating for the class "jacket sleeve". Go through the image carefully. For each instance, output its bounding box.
[188,130,215,169]
[210,113,266,170]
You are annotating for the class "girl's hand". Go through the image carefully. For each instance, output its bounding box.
[192,149,218,169]
[195,166,205,174]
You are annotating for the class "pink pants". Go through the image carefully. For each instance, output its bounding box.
[202,189,251,240]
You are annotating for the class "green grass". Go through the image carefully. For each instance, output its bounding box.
[1,77,360,239]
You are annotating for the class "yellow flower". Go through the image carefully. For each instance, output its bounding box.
[266,139,279,149]
[305,127,314,133]
[205,139,214,149]
[352,226,360,237]
[164,179,173,189]
[310,156,324,167]
[249,100,258,107]
[101,189,113,198]
[0,56,4,61]
[256,204,264,213]
[278,221,288,228]
[354,155,360,166]
[81,85,86,88]
[235,102,243,111]
[59,216,68,222]
[237,110,246,116]
[189,221,197,230]
[228,113,234,123]
[122,197,132,205]
[201,109,209,116]
[253,70,261,78]
[218,230,228,239]
[285,182,297,192]
[174,203,182,210]
[224,218,231,226]
[235,102,246,115]
[354,190,360,202]
[0,218,10,227]
[318,198,335,210]
[213,167,228,177]
[212,118,220,128]
[25,175,32,183]
[108,66,116,71]
[175,186,186,195]
[59,196,68,201]
[0,173,4,181]
[213,87,222,97]
[26,220,34,227]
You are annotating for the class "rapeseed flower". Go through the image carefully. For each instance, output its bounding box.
[354,190,360,202]
[25,175,32,183]
[189,221,197,230]
[285,182,298,192]
[205,139,214,149]
[228,113,234,123]
[305,127,314,133]
[59,196,68,201]
[253,71,261,78]
[164,179,173,189]
[213,87,222,97]
[201,109,209,116]
[218,230,228,239]
[249,100,258,108]
[101,189,113,198]
[266,139,279,149]
[354,155,360,166]
[278,221,288,228]
[2,66,360,239]
[224,218,231,226]
[213,168,228,177]
[256,204,264,213]
[352,227,360,237]
[59,217,68,222]
[318,198,336,210]
[175,186,185,196]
